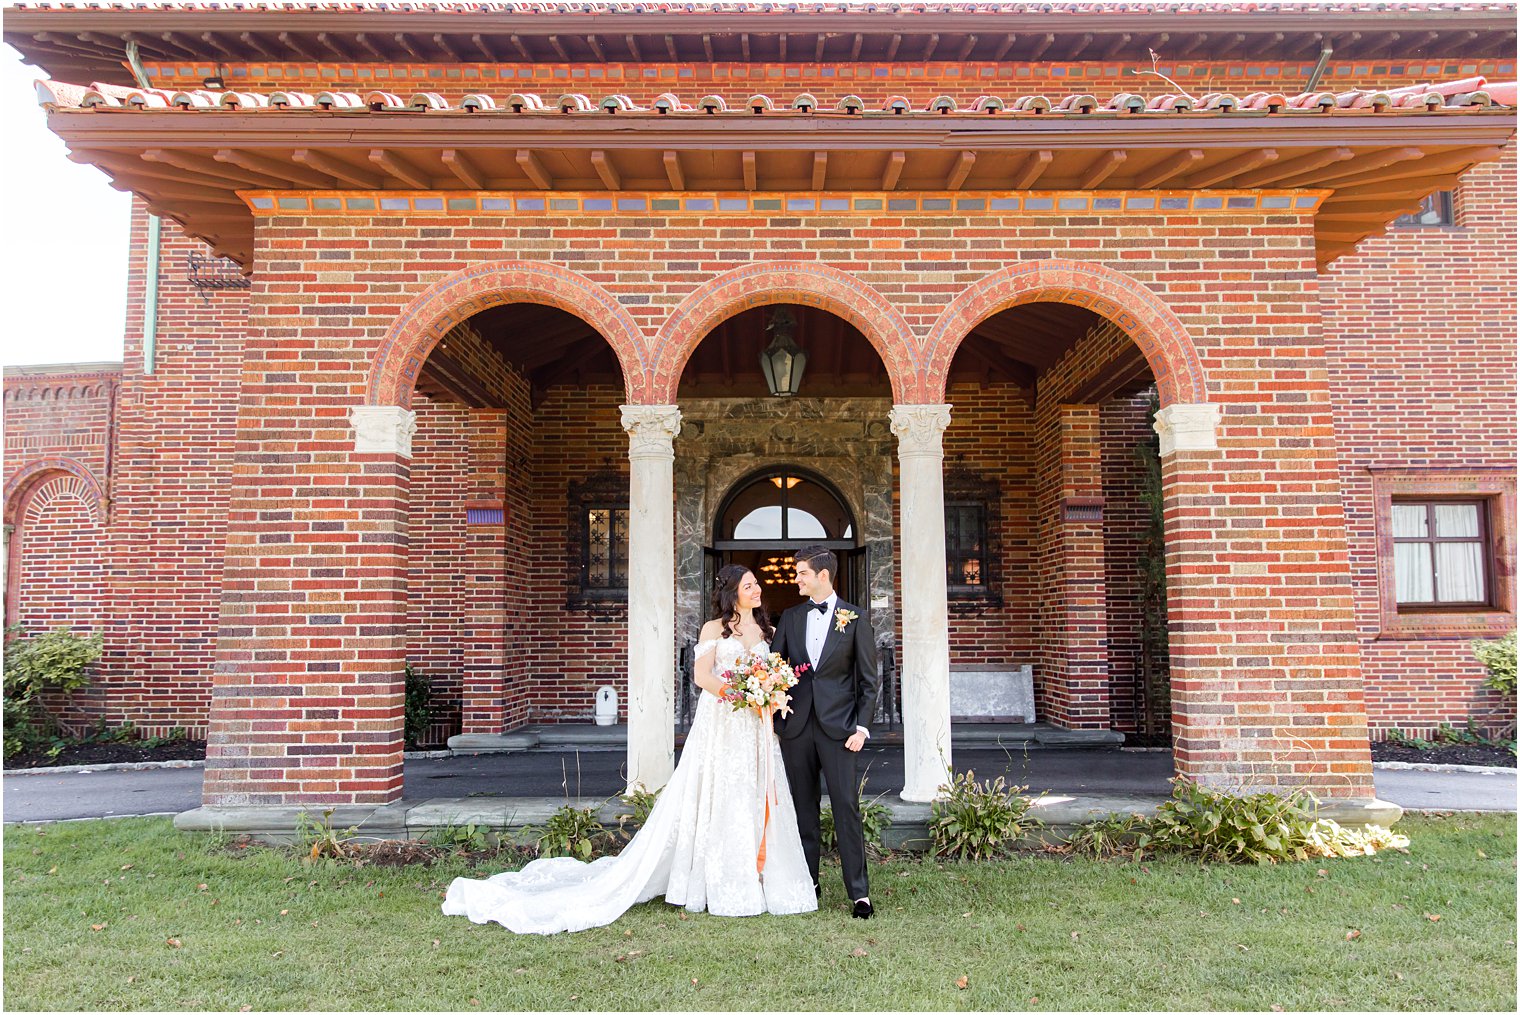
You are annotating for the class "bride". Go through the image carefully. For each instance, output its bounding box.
[440,565,818,933]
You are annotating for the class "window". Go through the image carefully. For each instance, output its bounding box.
[943,469,1002,606]
[946,501,988,592]
[583,505,629,593]
[1392,190,1454,228]
[1370,469,1514,639]
[715,470,853,544]
[567,472,630,607]
[1391,500,1491,608]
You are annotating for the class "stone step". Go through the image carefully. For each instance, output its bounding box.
[448,723,1128,754]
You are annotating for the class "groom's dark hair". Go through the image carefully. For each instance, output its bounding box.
[793,545,837,585]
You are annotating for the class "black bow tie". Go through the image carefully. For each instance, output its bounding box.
[810,600,830,614]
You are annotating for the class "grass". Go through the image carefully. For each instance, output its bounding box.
[3,813,1515,1011]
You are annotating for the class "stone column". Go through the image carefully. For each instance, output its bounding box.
[621,404,682,793]
[890,404,954,803]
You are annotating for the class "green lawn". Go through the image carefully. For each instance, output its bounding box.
[4,813,1515,1011]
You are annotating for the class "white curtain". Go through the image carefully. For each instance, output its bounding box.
[1392,505,1432,603]
[1435,503,1484,602]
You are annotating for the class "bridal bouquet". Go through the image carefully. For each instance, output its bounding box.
[717,651,806,718]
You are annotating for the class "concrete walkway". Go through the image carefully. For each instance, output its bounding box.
[4,745,1513,825]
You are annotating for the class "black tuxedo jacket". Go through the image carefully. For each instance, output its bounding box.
[770,598,881,742]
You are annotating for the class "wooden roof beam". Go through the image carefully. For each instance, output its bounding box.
[664,34,678,62]
[885,34,903,61]
[213,149,334,188]
[547,34,572,62]
[1029,32,1056,61]
[955,34,979,62]
[316,32,354,60]
[1079,149,1127,189]
[812,151,828,191]
[1012,150,1054,190]
[508,34,534,61]
[432,33,464,62]
[1069,33,1095,60]
[354,33,390,60]
[294,149,383,189]
[590,150,621,190]
[1236,147,1354,187]
[516,150,553,190]
[881,151,905,191]
[470,33,500,62]
[278,31,323,63]
[1133,148,1203,189]
[139,148,279,189]
[849,33,864,61]
[663,150,685,191]
[369,150,431,189]
[742,150,757,191]
[441,149,486,189]
[1283,146,1424,188]
[1326,145,1502,189]
[1181,148,1277,189]
[1099,32,1132,61]
[814,34,827,63]
[992,33,1018,61]
[946,150,976,191]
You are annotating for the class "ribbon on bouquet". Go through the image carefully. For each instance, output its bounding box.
[756,705,779,874]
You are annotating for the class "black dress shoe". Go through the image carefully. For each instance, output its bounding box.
[852,899,874,920]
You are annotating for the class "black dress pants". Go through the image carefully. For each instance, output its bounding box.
[780,712,869,901]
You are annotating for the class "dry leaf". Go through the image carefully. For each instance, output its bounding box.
[198,884,208,892]
[1394,972,1405,981]
[240,1006,252,1012]
[1477,849,1488,859]
[1426,913,1442,922]
[1271,1005,1284,1012]
[47,866,57,875]
[166,937,182,949]
[1345,929,1361,941]
[468,999,480,1007]
[624,929,633,937]
[1070,931,1080,940]
[432,939,440,949]
[1231,898,1241,905]
[1016,923,1026,932]
[1237,944,1249,951]
[126,976,136,984]
[1316,869,1329,878]
[91,923,106,932]
[962,911,972,918]
[120,864,133,871]
[955,976,969,990]
[850,947,869,957]
[1028,997,1039,1005]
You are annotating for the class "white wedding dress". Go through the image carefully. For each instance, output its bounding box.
[440,636,818,934]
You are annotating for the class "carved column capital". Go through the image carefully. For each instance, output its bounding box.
[1153,403,1222,457]
[350,405,418,458]
[621,404,682,460]
[889,403,952,460]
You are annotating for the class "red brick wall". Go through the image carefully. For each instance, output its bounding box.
[1102,390,1160,736]
[1320,144,1519,739]
[941,380,1037,666]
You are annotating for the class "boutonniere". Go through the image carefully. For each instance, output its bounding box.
[833,608,859,634]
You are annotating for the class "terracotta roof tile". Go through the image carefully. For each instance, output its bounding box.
[35,75,1516,117]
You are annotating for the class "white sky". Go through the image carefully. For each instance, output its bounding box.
[1,41,131,368]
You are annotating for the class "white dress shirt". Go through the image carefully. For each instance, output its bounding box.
[804,592,869,740]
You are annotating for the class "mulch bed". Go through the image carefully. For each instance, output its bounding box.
[1369,741,1515,768]
[5,738,208,770]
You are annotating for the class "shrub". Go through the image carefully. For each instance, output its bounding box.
[3,626,103,758]
[1384,728,1437,751]
[928,770,1035,861]
[1133,777,1409,864]
[422,820,491,853]
[820,778,893,854]
[1472,632,1516,697]
[403,662,430,749]
[1059,812,1151,859]
[527,804,607,860]
[295,808,362,864]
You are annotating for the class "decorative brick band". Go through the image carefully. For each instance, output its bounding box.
[920,259,1209,407]
[247,190,1325,217]
[369,259,650,407]
[650,261,918,404]
[3,457,107,526]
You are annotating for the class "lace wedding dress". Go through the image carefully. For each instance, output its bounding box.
[440,636,818,934]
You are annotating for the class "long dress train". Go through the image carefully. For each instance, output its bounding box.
[440,636,818,934]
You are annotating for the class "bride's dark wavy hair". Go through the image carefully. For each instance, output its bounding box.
[711,564,775,642]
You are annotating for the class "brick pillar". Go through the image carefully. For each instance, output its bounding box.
[1048,404,1109,728]
[202,405,414,806]
[1157,403,1375,799]
[462,409,507,735]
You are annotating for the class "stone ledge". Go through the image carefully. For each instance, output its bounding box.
[172,793,1405,848]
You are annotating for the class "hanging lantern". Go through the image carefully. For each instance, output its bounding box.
[759,307,806,397]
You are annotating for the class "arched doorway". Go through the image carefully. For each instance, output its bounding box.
[709,467,863,619]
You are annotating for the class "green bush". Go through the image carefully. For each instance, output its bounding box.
[3,626,102,758]
[820,777,893,854]
[422,820,491,853]
[1472,632,1516,697]
[1059,812,1151,859]
[527,804,607,860]
[1131,777,1409,865]
[1384,728,1437,751]
[928,770,1036,861]
[403,662,430,749]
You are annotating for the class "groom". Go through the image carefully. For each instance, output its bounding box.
[769,545,881,920]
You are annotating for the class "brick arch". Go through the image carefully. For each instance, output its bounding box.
[920,260,1209,406]
[4,458,106,527]
[369,260,651,407]
[649,262,917,404]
